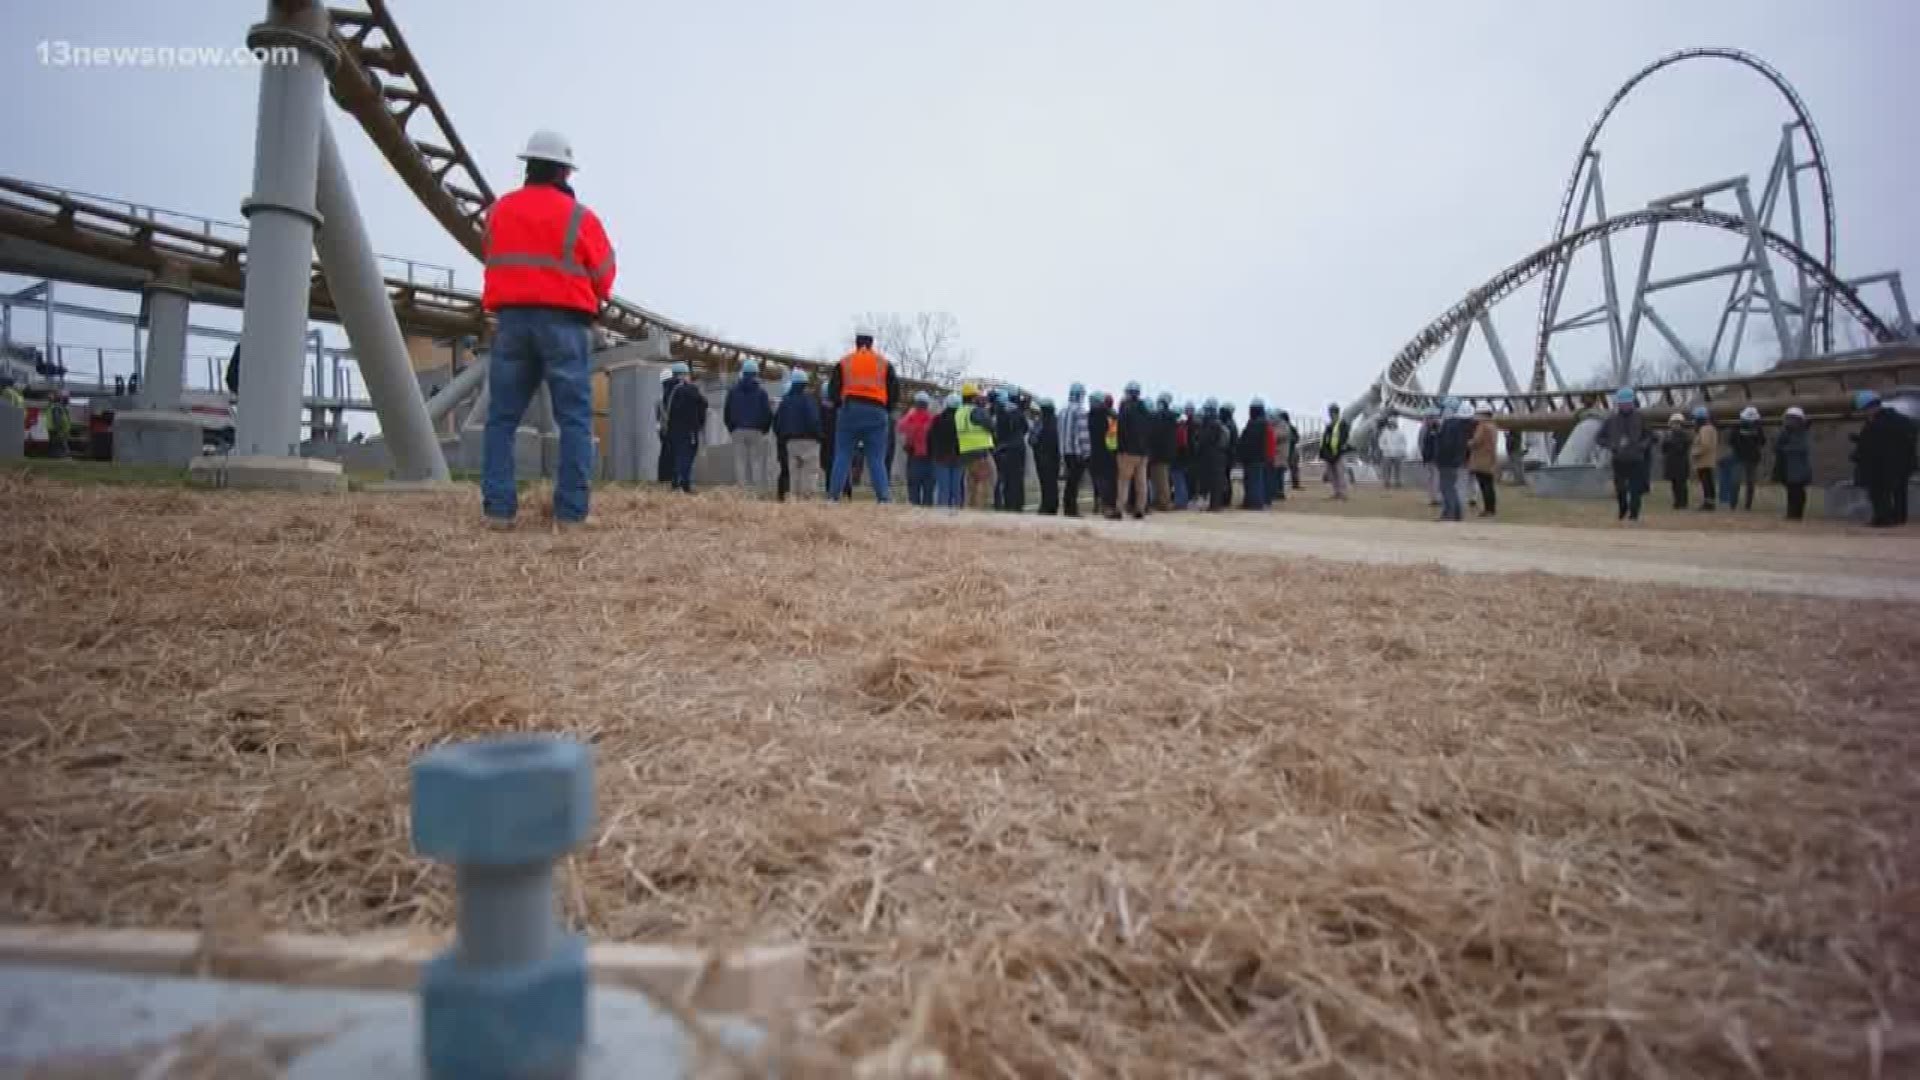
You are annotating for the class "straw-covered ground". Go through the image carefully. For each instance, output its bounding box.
[2,473,1917,1078]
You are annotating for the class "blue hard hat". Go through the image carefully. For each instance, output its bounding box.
[1855,389,1881,409]
[1249,396,1264,408]
[1069,382,1085,396]
[1614,386,1635,404]
[1221,401,1235,412]
[1691,405,1709,420]
[1125,381,1141,394]
[1203,397,1218,409]
[914,390,930,404]
[671,361,690,376]
[944,391,962,408]
[1039,397,1054,409]
[740,358,759,376]
[789,368,808,384]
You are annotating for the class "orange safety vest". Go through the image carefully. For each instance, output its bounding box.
[481,184,616,315]
[838,347,889,406]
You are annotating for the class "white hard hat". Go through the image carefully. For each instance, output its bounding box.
[1785,406,1806,419]
[1739,405,1760,421]
[854,327,875,339]
[518,129,577,169]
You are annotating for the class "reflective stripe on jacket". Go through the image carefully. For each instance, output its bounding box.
[481,184,616,315]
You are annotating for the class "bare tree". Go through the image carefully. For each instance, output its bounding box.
[849,312,972,386]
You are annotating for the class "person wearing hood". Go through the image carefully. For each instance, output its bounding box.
[928,391,965,511]
[1598,388,1655,521]
[1113,382,1153,519]
[1319,402,1352,500]
[1688,406,1720,511]
[1660,413,1692,510]
[773,368,823,501]
[994,389,1030,512]
[663,361,709,493]
[1467,405,1499,516]
[1032,397,1062,514]
[958,389,999,510]
[1726,406,1768,511]
[723,358,775,495]
[1433,400,1474,522]
[1852,390,1916,527]
[1772,406,1812,521]
[1087,390,1118,516]
[897,391,936,506]
[1237,399,1273,509]
[1058,383,1092,517]
[655,365,681,483]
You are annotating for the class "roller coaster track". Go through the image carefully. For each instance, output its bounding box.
[1529,48,1837,393]
[1380,206,1903,428]
[323,0,915,389]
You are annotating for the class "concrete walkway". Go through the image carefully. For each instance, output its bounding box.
[951,509,1920,602]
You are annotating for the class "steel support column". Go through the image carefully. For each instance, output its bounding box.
[1620,221,1661,380]
[1735,182,1794,361]
[1475,312,1522,394]
[138,273,192,410]
[229,0,336,462]
[1436,319,1472,395]
[314,118,449,481]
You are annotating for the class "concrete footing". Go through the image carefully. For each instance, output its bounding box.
[189,454,346,493]
[1528,464,1613,499]
[0,964,762,1079]
[112,410,205,468]
[362,479,467,495]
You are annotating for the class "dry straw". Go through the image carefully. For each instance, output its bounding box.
[1,474,1916,1077]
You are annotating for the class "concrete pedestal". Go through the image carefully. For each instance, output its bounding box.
[0,964,761,1079]
[189,454,347,493]
[1528,464,1613,499]
[1822,480,1920,522]
[112,410,204,467]
[0,401,25,460]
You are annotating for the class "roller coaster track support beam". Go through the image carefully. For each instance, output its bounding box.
[113,269,204,467]
[316,117,449,482]
[229,0,339,477]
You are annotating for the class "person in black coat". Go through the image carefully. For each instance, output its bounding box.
[1237,401,1272,510]
[1192,402,1226,512]
[1853,391,1917,527]
[1087,392,1116,515]
[1147,394,1178,512]
[994,391,1030,511]
[656,365,685,483]
[1213,403,1239,510]
[1032,398,1061,515]
[1660,414,1693,510]
[663,370,709,493]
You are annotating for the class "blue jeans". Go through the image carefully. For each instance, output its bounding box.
[933,462,964,507]
[484,307,594,523]
[907,455,934,505]
[1717,457,1739,508]
[1438,466,1464,521]
[669,429,699,490]
[829,400,890,503]
[1172,467,1189,508]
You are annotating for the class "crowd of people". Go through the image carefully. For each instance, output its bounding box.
[468,128,1915,532]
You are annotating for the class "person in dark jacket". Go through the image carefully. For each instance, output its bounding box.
[773,368,823,501]
[1660,413,1692,510]
[994,390,1030,512]
[723,359,775,494]
[1852,390,1917,527]
[1032,397,1062,515]
[1237,400,1273,509]
[1147,393,1178,512]
[1191,401,1227,512]
[1772,406,1812,521]
[1173,403,1195,509]
[1319,402,1352,500]
[928,391,965,510]
[1087,391,1117,516]
[1113,382,1154,519]
[1433,401,1474,521]
[654,365,680,483]
[663,366,709,493]
[819,398,838,497]
[1726,406,1767,511]
[1598,387,1655,522]
[1418,414,1441,506]
[1214,403,1239,509]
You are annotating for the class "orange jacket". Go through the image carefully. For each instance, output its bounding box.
[835,347,892,407]
[481,184,616,315]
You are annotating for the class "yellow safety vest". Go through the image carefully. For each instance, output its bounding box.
[955,406,993,455]
[1102,414,1118,451]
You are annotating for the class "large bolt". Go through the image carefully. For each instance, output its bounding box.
[411,735,595,1079]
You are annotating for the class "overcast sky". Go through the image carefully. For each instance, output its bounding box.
[3,0,1914,416]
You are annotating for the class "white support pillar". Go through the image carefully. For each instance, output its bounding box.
[314,117,449,482]
[114,269,205,467]
[203,0,345,492]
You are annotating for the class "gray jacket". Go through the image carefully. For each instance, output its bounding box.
[1599,409,1653,466]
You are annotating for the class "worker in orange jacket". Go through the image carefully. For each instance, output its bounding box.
[825,330,900,503]
[479,129,616,529]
